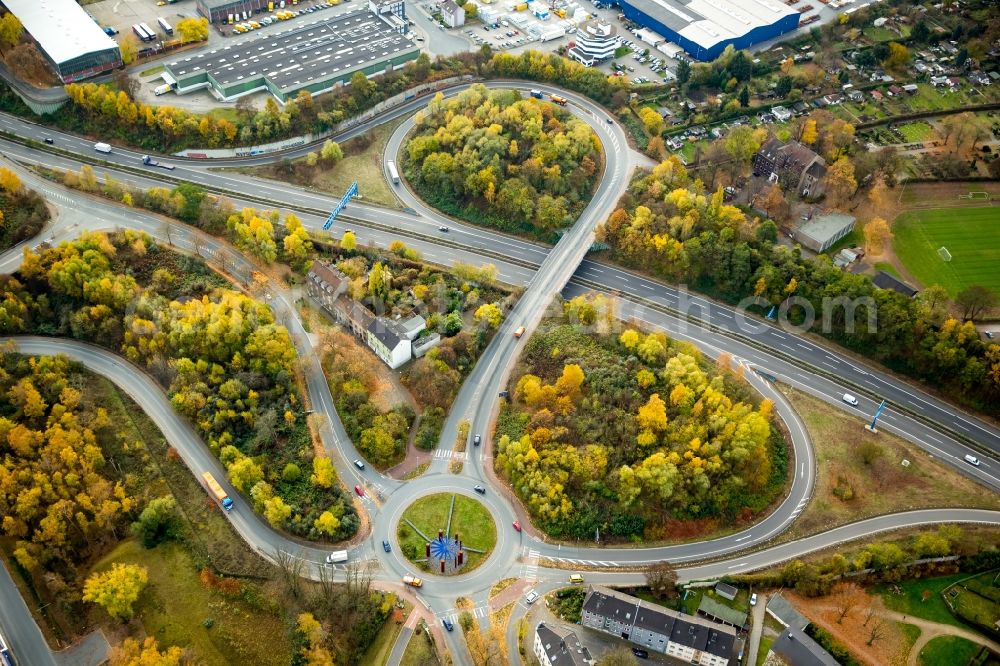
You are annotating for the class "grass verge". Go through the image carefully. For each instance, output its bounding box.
[400,626,440,666]
[361,599,412,666]
[756,636,775,666]
[778,387,1000,542]
[397,493,496,573]
[875,574,970,628]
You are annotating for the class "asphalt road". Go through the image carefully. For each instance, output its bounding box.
[2,83,999,665]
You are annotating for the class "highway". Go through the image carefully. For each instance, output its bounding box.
[0,81,998,665]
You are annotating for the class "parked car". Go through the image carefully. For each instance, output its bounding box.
[750,593,758,606]
[632,647,649,659]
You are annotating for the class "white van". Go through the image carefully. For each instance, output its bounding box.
[964,454,981,466]
[325,550,349,563]
[842,394,859,406]
[94,142,112,154]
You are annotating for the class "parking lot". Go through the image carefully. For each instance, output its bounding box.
[85,0,203,44]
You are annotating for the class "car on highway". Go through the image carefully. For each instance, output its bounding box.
[354,485,364,497]
[513,520,522,532]
[964,454,981,466]
[606,117,613,123]
[986,331,995,339]
[525,589,539,604]
[383,539,391,552]
[442,617,454,631]
[842,393,859,406]
[438,226,449,232]
[514,325,526,338]
[43,137,54,144]
[354,459,365,470]
[474,485,486,494]
[750,592,758,606]
[473,434,481,446]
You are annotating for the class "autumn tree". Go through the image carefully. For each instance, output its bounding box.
[0,13,22,54]
[883,42,910,70]
[119,35,139,66]
[340,230,357,251]
[596,647,638,666]
[176,17,209,43]
[759,183,790,222]
[862,217,891,255]
[474,303,503,328]
[824,156,857,208]
[83,563,149,622]
[321,139,344,164]
[110,637,187,666]
[227,208,278,263]
[645,561,679,600]
[0,167,21,194]
[639,107,664,136]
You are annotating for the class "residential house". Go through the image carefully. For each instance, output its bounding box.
[870,90,884,101]
[307,262,418,369]
[752,138,828,198]
[715,582,738,601]
[902,83,919,94]
[930,75,950,87]
[887,84,903,96]
[441,0,465,27]
[771,105,793,122]
[969,71,992,86]
[581,586,740,665]
[848,90,864,102]
[534,623,593,666]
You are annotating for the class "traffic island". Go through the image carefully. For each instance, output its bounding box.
[397,493,496,574]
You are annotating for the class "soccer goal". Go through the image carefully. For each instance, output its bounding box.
[937,246,953,262]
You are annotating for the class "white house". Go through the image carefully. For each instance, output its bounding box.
[533,623,593,666]
[441,0,466,27]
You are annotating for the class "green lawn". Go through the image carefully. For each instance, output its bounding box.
[823,228,863,255]
[892,207,1000,297]
[918,635,983,666]
[91,541,289,666]
[139,65,165,77]
[875,574,970,628]
[874,262,902,279]
[897,122,937,143]
[397,493,496,573]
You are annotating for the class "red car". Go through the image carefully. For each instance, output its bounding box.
[513,521,522,532]
[354,485,364,497]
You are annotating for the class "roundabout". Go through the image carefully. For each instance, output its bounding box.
[396,493,497,574]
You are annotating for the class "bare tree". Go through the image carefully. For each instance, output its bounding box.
[831,582,861,624]
[645,561,680,600]
[866,616,886,646]
[274,549,305,599]
[863,604,878,627]
[160,221,173,246]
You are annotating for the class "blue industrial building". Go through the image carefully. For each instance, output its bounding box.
[617,0,800,62]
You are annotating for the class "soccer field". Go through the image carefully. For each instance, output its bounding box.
[892,207,1000,298]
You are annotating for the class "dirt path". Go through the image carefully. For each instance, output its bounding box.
[803,599,1000,666]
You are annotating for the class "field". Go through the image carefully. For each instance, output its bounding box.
[91,541,289,666]
[397,493,497,573]
[896,121,937,143]
[918,635,983,666]
[778,388,1000,542]
[892,206,1000,297]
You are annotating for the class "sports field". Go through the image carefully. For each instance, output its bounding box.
[892,206,1000,298]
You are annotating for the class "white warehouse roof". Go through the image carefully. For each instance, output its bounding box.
[4,0,118,65]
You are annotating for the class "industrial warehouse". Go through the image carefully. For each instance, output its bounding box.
[2,0,122,83]
[162,7,419,103]
[617,0,800,61]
